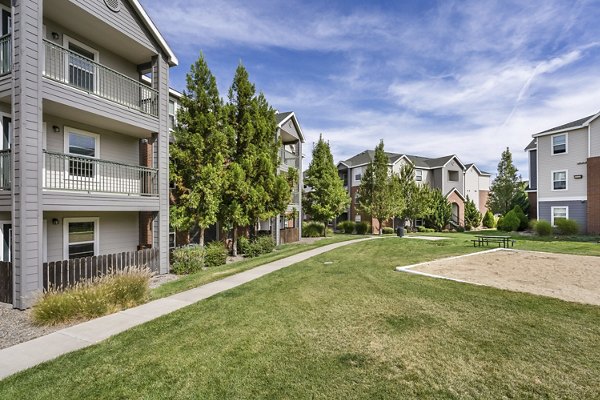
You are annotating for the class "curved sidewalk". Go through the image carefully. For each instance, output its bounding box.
[0,237,375,380]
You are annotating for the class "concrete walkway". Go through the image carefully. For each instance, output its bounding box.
[0,237,374,380]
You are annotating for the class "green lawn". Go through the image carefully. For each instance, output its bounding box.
[1,236,599,399]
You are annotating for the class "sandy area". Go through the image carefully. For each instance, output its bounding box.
[408,250,600,306]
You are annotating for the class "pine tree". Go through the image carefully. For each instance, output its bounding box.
[396,163,434,227]
[303,135,350,236]
[170,53,227,246]
[425,189,452,231]
[464,195,482,230]
[358,140,404,234]
[221,63,291,255]
[487,147,521,215]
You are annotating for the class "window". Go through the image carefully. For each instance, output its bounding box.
[355,173,362,181]
[448,170,459,182]
[168,100,176,130]
[65,127,99,178]
[551,207,568,226]
[552,170,567,190]
[64,218,98,259]
[415,169,423,182]
[552,134,567,155]
[64,36,98,92]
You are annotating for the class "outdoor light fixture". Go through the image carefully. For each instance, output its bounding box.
[51,32,60,40]
[574,174,583,179]
[52,218,59,225]
[52,125,60,132]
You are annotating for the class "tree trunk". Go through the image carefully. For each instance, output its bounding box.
[231,224,238,256]
[199,228,205,247]
[323,220,327,237]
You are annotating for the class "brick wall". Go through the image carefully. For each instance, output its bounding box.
[588,157,600,234]
[478,190,489,215]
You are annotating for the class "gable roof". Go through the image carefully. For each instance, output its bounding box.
[524,139,537,151]
[445,187,466,202]
[130,0,178,66]
[339,150,405,167]
[464,163,492,176]
[533,111,600,137]
[340,151,469,171]
[275,111,304,142]
[275,112,294,125]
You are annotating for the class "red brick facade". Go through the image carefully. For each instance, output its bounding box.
[478,190,489,216]
[588,157,600,234]
[447,191,465,226]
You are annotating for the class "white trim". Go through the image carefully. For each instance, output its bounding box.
[63,217,99,260]
[0,219,10,262]
[551,133,568,156]
[64,126,100,158]
[441,154,466,170]
[129,0,178,66]
[0,111,10,150]
[62,35,100,92]
[551,169,567,191]
[589,125,592,158]
[550,206,568,226]
[536,142,539,221]
[43,220,48,263]
[538,196,586,202]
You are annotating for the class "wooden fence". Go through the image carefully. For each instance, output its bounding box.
[0,261,11,304]
[43,248,160,291]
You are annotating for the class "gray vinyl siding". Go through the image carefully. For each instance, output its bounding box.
[154,54,169,273]
[590,118,600,157]
[43,192,159,211]
[11,0,45,308]
[70,0,157,51]
[443,159,464,195]
[432,168,443,191]
[538,200,587,233]
[44,211,139,262]
[43,115,140,165]
[529,150,537,190]
[537,128,588,199]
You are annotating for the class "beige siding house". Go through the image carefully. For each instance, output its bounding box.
[1,0,177,309]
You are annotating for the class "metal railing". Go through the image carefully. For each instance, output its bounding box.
[280,148,300,169]
[0,149,10,190]
[0,34,11,76]
[43,151,158,196]
[43,40,158,117]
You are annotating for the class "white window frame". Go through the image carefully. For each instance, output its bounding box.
[64,126,100,158]
[62,34,100,92]
[550,206,568,226]
[551,169,568,191]
[63,217,99,260]
[551,133,568,155]
[415,169,423,182]
[168,99,177,131]
[354,173,362,182]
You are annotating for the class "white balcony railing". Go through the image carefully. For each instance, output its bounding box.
[43,40,158,117]
[0,34,10,76]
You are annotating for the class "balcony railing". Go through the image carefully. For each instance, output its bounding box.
[280,149,300,169]
[0,34,11,76]
[43,40,158,117]
[43,151,158,196]
[0,149,10,190]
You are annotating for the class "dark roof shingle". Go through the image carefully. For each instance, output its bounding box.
[537,114,596,134]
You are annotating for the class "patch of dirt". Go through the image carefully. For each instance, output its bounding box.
[0,303,66,350]
[410,250,600,305]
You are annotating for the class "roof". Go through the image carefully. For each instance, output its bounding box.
[275,111,304,142]
[524,139,537,151]
[533,111,600,136]
[445,188,466,202]
[340,150,473,172]
[275,112,294,125]
[340,150,404,167]
[130,0,178,66]
[464,163,492,176]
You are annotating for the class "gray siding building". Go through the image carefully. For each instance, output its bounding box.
[1,0,177,308]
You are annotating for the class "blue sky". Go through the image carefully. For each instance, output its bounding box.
[141,0,600,178]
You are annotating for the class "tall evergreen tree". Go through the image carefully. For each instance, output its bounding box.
[358,140,404,234]
[487,147,521,215]
[170,53,228,246]
[303,135,349,236]
[221,63,291,255]
[396,164,434,227]
[464,195,482,230]
[425,189,452,231]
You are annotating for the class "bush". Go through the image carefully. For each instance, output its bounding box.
[528,219,537,231]
[32,267,151,325]
[205,241,227,267]
[417,226,435,233]
[554,218,579,235]
[355,222,370,235]
[535,220,552,236]
[482,211,495,228]
[237,236,251,255]
[455,225,465,232]
[511,205,528,231]
[243,235,276,258]
[338,221,355,234]
[497,210,520,232]
[382,227,395,234]
[171,245,205,274]
[302,221,324,237]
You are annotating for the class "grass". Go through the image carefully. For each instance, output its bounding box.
[1,236,599,398]
[151,234,358,299]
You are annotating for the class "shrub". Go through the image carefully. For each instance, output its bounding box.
[554,218,579,235]
[355,222,370,235]
[205,241,227,267]
[455,225,465,232]
[237,236,251,255]
[382,227,395,234]
[528,219,537,231]
[171,245,205,274]
[302,221,324,237]
[511,205,528,231]
[243,235,276,258]
[338,221,355,234]
[464,197,482,230]
[416,226,435,233]
[32,267,151,325]
[535,220,552,236]
[482,210,495,228]
[497,210,520,232]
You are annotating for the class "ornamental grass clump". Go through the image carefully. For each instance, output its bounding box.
[32,267,151,326]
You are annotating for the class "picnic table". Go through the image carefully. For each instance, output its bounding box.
[472,235,515,248]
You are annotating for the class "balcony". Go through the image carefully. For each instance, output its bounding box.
[43,40,158,117]
[0,34,11,76]
[0,149,10,190]
[43,151,157,196]
[280,148,300,170]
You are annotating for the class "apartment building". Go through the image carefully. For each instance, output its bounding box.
[1,0,176,308]
[337,150,490,231]
[525,111,600,233]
